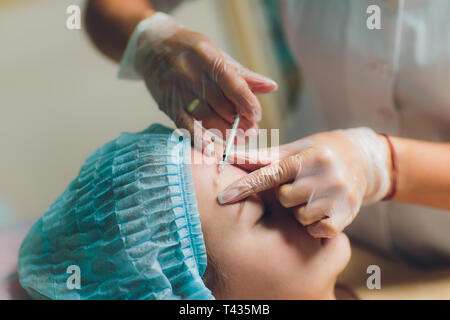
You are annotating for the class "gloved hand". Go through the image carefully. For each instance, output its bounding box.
[119,12,278,150]
[218,127,393,238]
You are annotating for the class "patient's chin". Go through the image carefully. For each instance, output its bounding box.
[327,232,352,274]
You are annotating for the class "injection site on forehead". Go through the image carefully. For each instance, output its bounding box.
[190,142,245,183]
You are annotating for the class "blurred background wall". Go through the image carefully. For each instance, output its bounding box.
[0,0,236,222]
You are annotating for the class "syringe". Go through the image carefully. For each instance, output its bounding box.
[219,113,241,173]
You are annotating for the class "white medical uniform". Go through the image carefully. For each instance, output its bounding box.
[155,0,450,264]
[279,0,450,264]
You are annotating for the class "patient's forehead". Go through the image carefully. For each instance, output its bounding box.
[189,146,247,194]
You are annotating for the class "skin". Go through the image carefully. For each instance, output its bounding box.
[190,147,351,299]
[85,0,155,63]
[390,137,450,210]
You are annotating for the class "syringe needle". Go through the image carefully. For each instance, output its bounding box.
[219,113,241,173]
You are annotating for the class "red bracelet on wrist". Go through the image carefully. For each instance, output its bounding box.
[379,133,397,201]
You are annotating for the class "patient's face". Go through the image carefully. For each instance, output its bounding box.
[190,147,351,299]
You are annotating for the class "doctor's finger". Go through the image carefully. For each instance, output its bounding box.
[227,140,314,172]
[194,80,256,132]
[186,97,233,135]
[163,89,215,154]
[306,218,342,239]
[277,178,317,208]
[221,52,278,94]
[305,201,353,238]
[218,153,304,204]
[186,70,236,124]
[172,107,214,155]
[292,199,329,227]
[195,43,262,123]
[226,147,276,171]
[241,69,279,94]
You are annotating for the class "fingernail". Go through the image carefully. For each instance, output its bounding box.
[246,127,258,137]
[235,128,246,139]
[218,187,243,204]
[257,76,278,88]
[268,79,278,87]
[253,110,262,122]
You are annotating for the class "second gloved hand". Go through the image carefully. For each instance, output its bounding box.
[218,127,393,238]
[119,12,278,146]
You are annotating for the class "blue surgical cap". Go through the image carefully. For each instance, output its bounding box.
[18,124,214,300]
